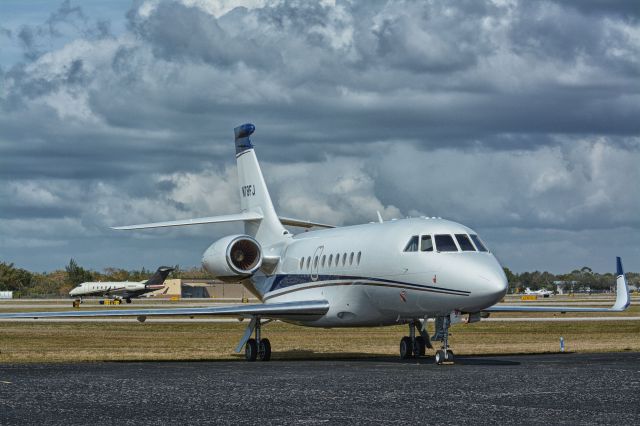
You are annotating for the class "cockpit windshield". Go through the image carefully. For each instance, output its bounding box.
[470,234,488,252]
[455,234,475,251]
[435,234,458,252]
[420,235,433,252]
[404,236,419,252]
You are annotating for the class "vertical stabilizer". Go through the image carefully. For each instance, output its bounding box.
[234,123,287,245]
[613,257,630,311]
[144,266,175,287]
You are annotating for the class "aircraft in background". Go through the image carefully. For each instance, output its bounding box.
[1,124,630,364]
[69,266,174,305]
[524,287,553,298]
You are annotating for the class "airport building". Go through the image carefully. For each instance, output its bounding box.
[148,279,257,301]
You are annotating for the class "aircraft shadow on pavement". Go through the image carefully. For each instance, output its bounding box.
[109,351,524,365]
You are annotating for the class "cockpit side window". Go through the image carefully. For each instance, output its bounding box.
[404,235,419,252]
[435,234,458,252]
[420,235,433,252]
[455,234,475,251]
[470,234,489,252]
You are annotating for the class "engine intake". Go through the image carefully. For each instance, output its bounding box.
[202,235,262,280]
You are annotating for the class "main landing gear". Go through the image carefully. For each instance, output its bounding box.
[245,317,271,362]
[399,320,429,360]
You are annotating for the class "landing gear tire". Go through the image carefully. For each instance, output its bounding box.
[435,350,445,365]
[400,336,413,359]
[414,336,426,357]
[445,349,454,363]
[126,298,132,304]
[245,338,258,362]
[258,338,271,361]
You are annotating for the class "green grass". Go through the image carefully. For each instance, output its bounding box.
[1,320,639,363]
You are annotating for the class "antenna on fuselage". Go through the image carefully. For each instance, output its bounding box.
[376,211,384,223]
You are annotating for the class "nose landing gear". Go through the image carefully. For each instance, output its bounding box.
[432,315,454,365]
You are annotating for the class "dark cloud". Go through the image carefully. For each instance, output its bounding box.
[0,0,639,273]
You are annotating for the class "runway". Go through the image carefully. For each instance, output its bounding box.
[1,352,638,425]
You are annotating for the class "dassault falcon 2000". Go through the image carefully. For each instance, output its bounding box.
[1,124,630,364]
[69,266,174,305]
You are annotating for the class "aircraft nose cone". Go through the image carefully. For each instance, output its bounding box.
[480,267,508,301]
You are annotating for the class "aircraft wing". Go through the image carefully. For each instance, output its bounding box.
[111,211,263,230]
[0,300,330,320]
[485,257,630,313]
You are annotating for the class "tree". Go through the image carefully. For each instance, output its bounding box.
[0,262,33,293]
[65,259,93,286]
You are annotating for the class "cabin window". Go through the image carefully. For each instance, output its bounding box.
[314,256,318,268]
[470,235,489,252]
[404,235,419,252]
[420,235,434,252]
[306,257,311,269]
[299,258,304,269]
[342,253,347,266]
[455,234,476,251]
[321,255,326,267]
[335,254,340,267]
[357,251,361,265]
[435,234,458,252]
[328,254,333,266]
[349,252,354,265]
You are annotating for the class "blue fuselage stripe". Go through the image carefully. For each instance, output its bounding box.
[266,274,470,296]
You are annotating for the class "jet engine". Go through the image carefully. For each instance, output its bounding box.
[202,235,263,281]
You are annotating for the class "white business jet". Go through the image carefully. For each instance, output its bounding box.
[0,124,630,364]
[69,266,174,305]
[524,287,553,298]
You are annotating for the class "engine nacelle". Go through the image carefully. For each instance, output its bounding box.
[202,234,262,280]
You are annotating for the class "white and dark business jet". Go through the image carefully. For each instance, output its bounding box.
[1,124,630,364]
[524,287,553,298]
[69,266,174,305]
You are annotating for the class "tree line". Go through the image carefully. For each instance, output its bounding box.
[0,259,210,298]
[0,260,637,297]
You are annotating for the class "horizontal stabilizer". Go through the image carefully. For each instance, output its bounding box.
[485,257,630,313]
[0,300,330,320]
[112,211,263,230]
[279,216,335,229]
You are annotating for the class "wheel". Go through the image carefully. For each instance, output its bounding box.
[258,338,271,361]
[245,338,257,362]
[434,350,444,365]
[126,298,132,304]
[414,336,426,357]
[400,336,413,359]
[445,349,454,363]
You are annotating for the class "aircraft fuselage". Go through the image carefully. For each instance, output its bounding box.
[226,217,508,327]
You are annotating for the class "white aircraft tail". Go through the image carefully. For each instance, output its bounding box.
[112,123,334,238]
[234,124,288,245]
[612,256,630,311]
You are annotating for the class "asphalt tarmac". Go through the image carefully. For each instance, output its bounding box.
[1,352,639,425]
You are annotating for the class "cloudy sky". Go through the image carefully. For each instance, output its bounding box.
[1,0,639,274]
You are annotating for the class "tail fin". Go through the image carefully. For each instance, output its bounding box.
[234,123,287,245]
[145,266,174,287]
[612,257,630,311]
